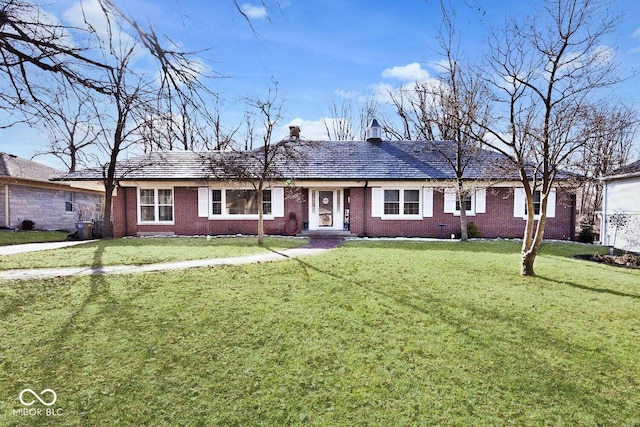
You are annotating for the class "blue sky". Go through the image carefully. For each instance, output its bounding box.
[3,0,640,169]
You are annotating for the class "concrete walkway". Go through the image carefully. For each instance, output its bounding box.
[0,239,340,281]
[0,240,99,255]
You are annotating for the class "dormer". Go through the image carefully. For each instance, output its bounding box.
[365,118,382,143]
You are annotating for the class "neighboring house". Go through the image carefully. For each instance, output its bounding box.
[0,153,104,231]
[60,122,577,240]
[601,159,640,252]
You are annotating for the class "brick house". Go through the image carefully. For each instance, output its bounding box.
[0,153,104,231]
[61,122,577,240]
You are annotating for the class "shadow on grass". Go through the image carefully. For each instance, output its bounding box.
[539,275,640,300]
[284,252,624,409]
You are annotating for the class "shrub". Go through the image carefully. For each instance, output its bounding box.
[21,219,35,230]
[577,224,594,244]
[467,222,481,238]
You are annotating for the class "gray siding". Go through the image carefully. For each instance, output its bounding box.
[7,184,103,231]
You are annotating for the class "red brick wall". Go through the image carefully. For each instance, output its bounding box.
[350,186,575,240]
[112,186,307,237]
[112,185,575,240]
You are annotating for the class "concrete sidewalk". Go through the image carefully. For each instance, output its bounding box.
[0,240,98,255]
[0,242,336,281]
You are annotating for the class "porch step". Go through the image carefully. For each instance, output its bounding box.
[299,230,355,238]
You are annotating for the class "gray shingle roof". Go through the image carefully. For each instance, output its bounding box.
[58,140,524,182]
[0,153,64,182]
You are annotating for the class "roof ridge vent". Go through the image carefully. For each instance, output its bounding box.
[365,118,382,143]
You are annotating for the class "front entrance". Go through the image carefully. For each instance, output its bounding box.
[308,188,344,231]
[318,190,334,227]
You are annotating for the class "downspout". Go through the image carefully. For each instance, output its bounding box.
[122,185,127,237]
[570,193,576,241]
[363,181,369,237]
[4,184,9,228]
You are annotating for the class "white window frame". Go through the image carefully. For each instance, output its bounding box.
[64,192,74,212]
[444,188,486,216]
[199,187,284,220]
[137,187,175,224]
[373,187,423,220]
[513,188,556,219]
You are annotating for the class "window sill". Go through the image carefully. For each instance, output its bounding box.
[138,221,175,226]
[380,215,423,221]
[208,215,275,220]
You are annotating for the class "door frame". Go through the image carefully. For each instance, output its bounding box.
[308,188,344,231]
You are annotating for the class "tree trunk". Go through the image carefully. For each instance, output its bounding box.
[457,180,468,241]
[102,182,114,239]
[521,248,536,276]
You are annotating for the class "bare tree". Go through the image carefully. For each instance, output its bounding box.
[203,84,309,245]
[323,97,356,141]
[0,0,113,106]
[572,103,637,225]
[32,84,101,171]
[477,0,622,275]
[383,2,491,241]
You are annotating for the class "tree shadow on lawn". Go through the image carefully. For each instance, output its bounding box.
[344,239,524,255]
[284,255,624,413]
[538,275,640,300]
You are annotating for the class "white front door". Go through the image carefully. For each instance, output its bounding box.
[309,189,343,231]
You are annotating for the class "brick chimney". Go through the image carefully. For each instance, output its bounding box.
[289,126,301,140]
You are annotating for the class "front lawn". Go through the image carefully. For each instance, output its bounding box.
[0,236,306,270]
[1,240,638,426]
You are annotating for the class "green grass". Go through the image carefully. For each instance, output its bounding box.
[0,236,306,270]
[0,230,68,246]
[1,240,638,426]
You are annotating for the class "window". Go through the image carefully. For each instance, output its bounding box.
[513,188,555,218]
[403,190,420,214]
[64,192,74,212]
[139,188,174,223]
[211,190,222,215]
[384,190,400,215]
[383,189,420,216]
[210,189,272,216]
[444,188,486,216]
[455,194,472,212]
[524,190,542,215]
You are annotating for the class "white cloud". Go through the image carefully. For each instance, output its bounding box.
[63,0,135,50]
[334,89,359,99]
[381,62,432,82]
[274,118,333,141]
[240,3,268,20]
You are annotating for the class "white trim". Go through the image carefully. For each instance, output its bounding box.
[373,186,424,220]
[422,187,433,218]
[371,187,384,218]
[445,187,480,216]
[308,188,344,231]
[201,186,285,220]
[513,188,556,219]
[137,187,175,225]
[513,188,526,218]
[475,188,486,214]
[197,187,209,217]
